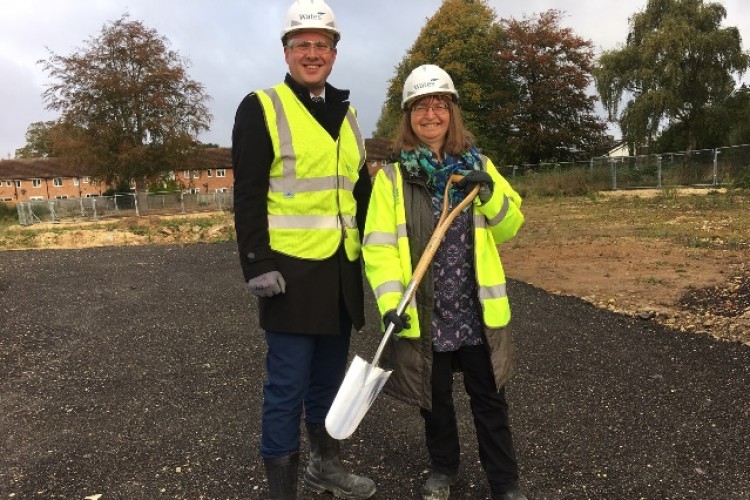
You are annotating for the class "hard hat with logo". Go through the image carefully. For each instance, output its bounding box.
[402,64,458,109]
[281,0,340,44]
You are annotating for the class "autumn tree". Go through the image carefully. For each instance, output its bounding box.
[15,121,58,158]
[374,0,507,159]
[492,10,608,165]
[594,0,749,154]
[39,14,212,186]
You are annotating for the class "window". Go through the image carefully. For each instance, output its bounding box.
[188,188,200,194]
[4,181,10,186]
[183,170,190,178]
[216,169,226,178]
[15,180,21,187]
[73,178,79,186]
[53,178,63,187]
[193,170,200,179]
[83,176,90,184]
[29,196,44,200]
[32,179,42,188]
[215,187,228,193]
[55,195,68,199]
[206,169,213,177]
[0,197,12,202]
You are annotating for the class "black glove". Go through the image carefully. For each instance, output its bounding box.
[383,309,411,336]
[455,170,493,203]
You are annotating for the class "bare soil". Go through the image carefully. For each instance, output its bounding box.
[2,189,749,346]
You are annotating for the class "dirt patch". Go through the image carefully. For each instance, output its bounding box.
[2,191,749,346]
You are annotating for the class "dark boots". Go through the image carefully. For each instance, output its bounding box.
[303,422,376,499]
[492,485,529,500]
[263,453,299,500]
[420,471,457,500]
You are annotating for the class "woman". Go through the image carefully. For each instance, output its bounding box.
[362,64,528,500]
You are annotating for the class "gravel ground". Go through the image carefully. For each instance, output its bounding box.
[1,243,748,499]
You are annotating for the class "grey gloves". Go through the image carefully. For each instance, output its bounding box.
[247,271,286,297]
[383,309,411,336]
[456,170,494,204]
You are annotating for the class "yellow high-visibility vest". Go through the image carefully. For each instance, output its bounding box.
[362,159,524,338]
[256,84,365,261]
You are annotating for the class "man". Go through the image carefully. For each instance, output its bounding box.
[231,1,374,499]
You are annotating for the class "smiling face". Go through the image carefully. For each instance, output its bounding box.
[284,30,337,94]
[409,95,451,158]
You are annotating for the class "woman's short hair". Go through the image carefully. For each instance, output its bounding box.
[391,95,475,157]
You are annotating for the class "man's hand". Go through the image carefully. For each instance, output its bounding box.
[383,309,411,338]
[456,170,494,203]
[247,271,286,297]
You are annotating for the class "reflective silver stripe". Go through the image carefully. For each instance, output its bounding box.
[269,175,354,193]
[264,88,295,178]
[268,214,357,229]
[479,283,507,300]
[474,214,486,228]
[397,223,407,239]
[374,280,404,300]
[382,163,397,184]
[345,109,365,161]
[363,231,398,247]
[487,195,510,227]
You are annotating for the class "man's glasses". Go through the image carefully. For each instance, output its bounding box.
[287,39,334,55]
[411,102,450,116]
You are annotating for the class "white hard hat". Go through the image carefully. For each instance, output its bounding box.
[402,64,458,109]
[281,0,340,44]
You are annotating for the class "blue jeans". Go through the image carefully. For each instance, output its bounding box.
[260,320,352,458]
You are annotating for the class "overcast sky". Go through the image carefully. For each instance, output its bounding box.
[2,0,750,159]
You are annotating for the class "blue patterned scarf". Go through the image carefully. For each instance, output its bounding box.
[400,145,483,208]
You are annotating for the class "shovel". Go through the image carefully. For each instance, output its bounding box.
[325,174,480,440]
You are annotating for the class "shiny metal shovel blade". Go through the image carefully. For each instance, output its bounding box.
[325,355,393,440]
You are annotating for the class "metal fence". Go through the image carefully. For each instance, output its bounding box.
[16,191,233,226]
[498,144,750,190]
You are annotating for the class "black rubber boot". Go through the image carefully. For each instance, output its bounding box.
[492,485,529,500]
[303,422,376,499]
[420,471,457,500]
[263,453,299,500]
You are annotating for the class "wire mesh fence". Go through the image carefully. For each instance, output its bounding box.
[498,144,750,190]
[16,191,233,226]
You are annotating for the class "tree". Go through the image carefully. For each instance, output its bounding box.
[39,13,212,186]
[15,121,58,158]
[492,10,608,165]
[594,0,749,154]
[374,0,506,158]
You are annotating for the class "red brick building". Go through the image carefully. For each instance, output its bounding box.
[0,148,234,204]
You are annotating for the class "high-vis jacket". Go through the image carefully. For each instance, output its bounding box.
[362,156,525,339]
[256,83,366,261]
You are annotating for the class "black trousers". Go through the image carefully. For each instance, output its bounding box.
[420,344,519,493]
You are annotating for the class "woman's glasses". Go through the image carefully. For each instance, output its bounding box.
[411,102,450,116]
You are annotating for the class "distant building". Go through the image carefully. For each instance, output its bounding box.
[0,148,234,204]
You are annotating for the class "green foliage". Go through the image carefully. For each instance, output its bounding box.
[0,202,17,221]
[374,0,500,156]
[39,13,212,187]
[594,0,749,151]
[14,121,58,158]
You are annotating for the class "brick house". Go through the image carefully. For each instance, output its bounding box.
[0,148,235,204]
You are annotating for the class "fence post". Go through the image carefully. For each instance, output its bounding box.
[79,197,85,217]
[657,155,662,188]
[92,197,98,221]
[713,148,719,186]
[134,193,140,217]
[609,158,617,190]
[180,192,186,214]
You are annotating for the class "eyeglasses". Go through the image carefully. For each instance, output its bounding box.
[411,102,450,116]
[286,39,334,54]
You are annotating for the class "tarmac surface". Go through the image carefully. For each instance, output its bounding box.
[1,242,748,500]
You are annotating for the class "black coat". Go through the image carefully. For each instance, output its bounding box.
[232,74,371,334]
